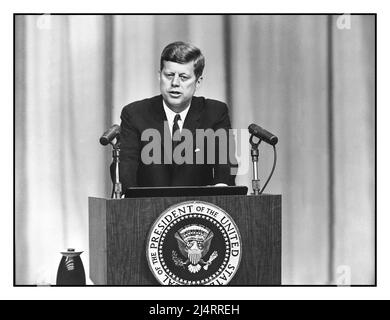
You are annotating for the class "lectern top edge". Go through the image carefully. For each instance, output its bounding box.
[89,193,281,201]
[124,185,248,198]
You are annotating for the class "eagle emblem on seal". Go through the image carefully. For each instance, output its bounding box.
[172,224,218,273]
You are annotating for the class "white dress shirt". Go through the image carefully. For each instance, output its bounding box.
[163,100,191,137]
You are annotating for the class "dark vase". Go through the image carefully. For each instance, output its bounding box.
[56,248,86,285]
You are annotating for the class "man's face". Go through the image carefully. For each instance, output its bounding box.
[159,60,202,112]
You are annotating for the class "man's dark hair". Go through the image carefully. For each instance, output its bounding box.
[160,41,205,79]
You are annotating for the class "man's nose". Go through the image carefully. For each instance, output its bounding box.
[171,74,180,87]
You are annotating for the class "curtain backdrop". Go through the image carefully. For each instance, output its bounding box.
[15,14,375,285]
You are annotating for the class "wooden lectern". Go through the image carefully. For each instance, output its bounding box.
[89,194,281,285]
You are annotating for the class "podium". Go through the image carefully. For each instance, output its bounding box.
[89,194,281,285]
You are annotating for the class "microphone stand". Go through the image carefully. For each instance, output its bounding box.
[250,135,262,195]
[110,138,122,199]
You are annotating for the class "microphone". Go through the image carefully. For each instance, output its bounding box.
[100,124,120,145]
[248,124,278,145]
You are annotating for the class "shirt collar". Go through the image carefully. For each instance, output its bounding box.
[162,100,191,125]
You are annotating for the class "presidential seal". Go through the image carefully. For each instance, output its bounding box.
[146,201,242,285]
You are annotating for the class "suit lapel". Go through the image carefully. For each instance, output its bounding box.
[183,96,202,136]
[150,95,167,134]
[150,95,173,164]
[179,97,203,169]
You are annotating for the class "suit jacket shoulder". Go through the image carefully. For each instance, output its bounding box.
[121,95,161,117]
[203,97,228,109]
[190,96,230,123]
[121,95,228,117]
[193,96,228,110]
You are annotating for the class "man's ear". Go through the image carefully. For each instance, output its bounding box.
[195,76,203,89]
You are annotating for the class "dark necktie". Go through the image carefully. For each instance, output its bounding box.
[172,114,181,163]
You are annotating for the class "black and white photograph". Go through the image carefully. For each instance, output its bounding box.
[11,8,380,300]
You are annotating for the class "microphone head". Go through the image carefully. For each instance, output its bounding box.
[99,136,110,146]
[248,123,278,145]
[100,124,120,145]
[248,124,259,134]
[269,135,278,146]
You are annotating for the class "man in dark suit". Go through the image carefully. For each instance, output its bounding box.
[119,41,237,190]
